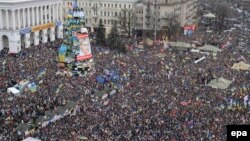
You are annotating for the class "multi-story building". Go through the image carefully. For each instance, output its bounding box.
[0,0,64,54]
[62,0,197,37]
[137,0,197,28]
[63,0,138,34]
[133,0,197,37]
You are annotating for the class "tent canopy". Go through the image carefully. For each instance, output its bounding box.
[231,61,250,71]
[207,77,232,89]
[199,45,222,52]
[169,42,192,48]
[203,13,216,18]
[7,87,20,96]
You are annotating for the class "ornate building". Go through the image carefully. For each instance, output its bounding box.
[0,0,64,53]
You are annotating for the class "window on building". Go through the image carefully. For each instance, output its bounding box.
[115,4,117,8]
[86,18,88,23]
[108,4,110,7]
[100,3,102,7]
[124,4,126,9]
[104,12,106,16]
[104,19,106,24]
[108,20,110,25]
[104,4,106,7]
[115,12,117,16]
[129,5,131,9]
[112,4,113,7]
[89,3,91,6]
[101,12,103,16]
[95,18,97,23]
[108,12,110,16]
[119,4,121,8]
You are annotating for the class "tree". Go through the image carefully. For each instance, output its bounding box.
[96,19,106,46]
[107,22,127,53]
[215,2,230,31]
[117,9,135,37]
[164,13,180,41]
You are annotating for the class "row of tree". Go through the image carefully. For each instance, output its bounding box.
[96,19,126,53]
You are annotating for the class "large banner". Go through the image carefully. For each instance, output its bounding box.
[20,28,31,35]
[32,23,55,32]
[76,33,92,61]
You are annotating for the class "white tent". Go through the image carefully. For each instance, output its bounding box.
[199,45,222,53]
[22,137,41,141]
[203,13,216,18]
[169,42,192,49]
[208,77,232,89]
[231,61,250,71]
[7,87,21,96]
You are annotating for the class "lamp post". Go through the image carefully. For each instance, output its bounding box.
[153,0,158,45]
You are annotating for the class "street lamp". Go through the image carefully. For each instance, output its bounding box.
[153,0,158,45]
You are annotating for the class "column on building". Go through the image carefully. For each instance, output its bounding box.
[60,3,63,21]
[27,7,31,27]
[9,32,21,54]
[52,4,55,22]
[25,8,31,48]
[25,33,31,48]
[5,9,9,29]
[45,5,48,23]
[56,4,59,21]
[50,27,55,41]
[49,5,55,42]
[42,29,48,43]
[22,8,26,28]
[11,9,16,30]
[34,31,39,46]
[0,9,3,29]
[48,5,51,23]
[36,6,39,25]
[40,6,44,24]
[17,9,21,29]
[32,7,35,26]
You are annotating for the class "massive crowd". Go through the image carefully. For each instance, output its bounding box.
[1,2,250,141]
[0,30,250,141]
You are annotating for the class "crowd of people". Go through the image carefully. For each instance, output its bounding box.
[0,31,250,141]
[1,1,250,141]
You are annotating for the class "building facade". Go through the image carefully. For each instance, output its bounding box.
[63,0,138,34]
[135,0,197,29]
[0,0,64,54]
[62,0,197,36]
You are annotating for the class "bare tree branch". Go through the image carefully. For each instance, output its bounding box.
[117,9,136,37]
